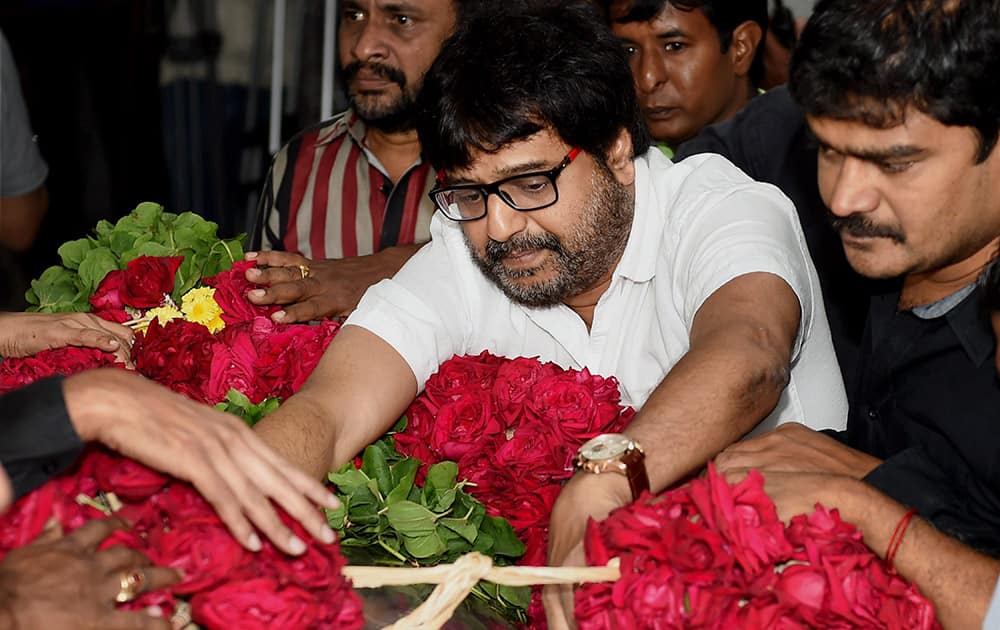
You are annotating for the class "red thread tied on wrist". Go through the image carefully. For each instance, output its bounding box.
[885,507,919,571]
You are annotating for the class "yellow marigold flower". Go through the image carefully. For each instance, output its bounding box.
[136,305,183,333]
[181,286,226,333]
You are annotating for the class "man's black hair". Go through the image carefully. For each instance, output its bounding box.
[598,0,769,88]
[416,0,651,173]
[790,0,1000,163]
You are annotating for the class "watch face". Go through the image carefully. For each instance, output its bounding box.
[579,433,632,461]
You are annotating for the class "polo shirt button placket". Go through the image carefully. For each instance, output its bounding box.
[867,407,879,421]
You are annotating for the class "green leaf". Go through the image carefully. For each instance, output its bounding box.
[93,219,115,244]
[401,531,445,559]
[77,247,119,294]
[439,517,478,544]
[121,241,174,264]
[57,238,93,270]
[498,584,532,609]
[385,501,438,537]
[132,202,164,227]
[325,502,347,529]
[328,468,371,493]
[428,487,457,513]
[482,516,526,558]
[109,229,139,257]
[386,459,419,506]
[27,266,80,311]
[361,445,394,497]
[425,461,459,492]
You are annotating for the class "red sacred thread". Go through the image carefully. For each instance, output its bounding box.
[885,508,919,571]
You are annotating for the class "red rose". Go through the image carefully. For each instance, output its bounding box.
[147,518,251,594]
[202,261,279,324]
[88,451,169,502]
[428,391,502,461]
[191,578,330,630]
[490,423,570,482]
[0,482,56,558]
[491,357,559,425]
[133,318,215,402]
[121,256,183,308]
[423,351,503,408]
[206,329,260,404]
[251,317,340,399]
[527,370,629,444]
[0,347,122,394]
[90,268,126,312]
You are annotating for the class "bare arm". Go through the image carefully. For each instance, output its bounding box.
[0,187,47,252]
[252,324,418,479]
[244,244,425,322]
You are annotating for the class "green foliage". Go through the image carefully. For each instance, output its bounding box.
[26,202,245,312]
[213,390,281,427]
[327,435,529,624]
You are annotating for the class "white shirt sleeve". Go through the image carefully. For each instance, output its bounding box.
[669,155,815,360]
[345,215,474,390]
[984,575,1000,630]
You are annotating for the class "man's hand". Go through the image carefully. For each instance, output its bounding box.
[243,245,422,322]
[713,422,881,482]
[0,312,134,364]
[543,472,633,630]
[0,518,180,630]
[63,369,341,556]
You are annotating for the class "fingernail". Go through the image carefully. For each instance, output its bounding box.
[247,532,262,551]
[327,494,341,508]
[289,535,307,555]
[247,268,261,279]
[273,310,286,322]
[321,527,336,544]
[108,339,120,347]
[249,289,265,298]
[146,605,164,618]
[245,251,258,260]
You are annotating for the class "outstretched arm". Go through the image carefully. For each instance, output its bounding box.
[252,324,419,479]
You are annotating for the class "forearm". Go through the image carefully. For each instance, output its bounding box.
[253,325,417,479]
[629,330,788,491]
[823,478,1000,630]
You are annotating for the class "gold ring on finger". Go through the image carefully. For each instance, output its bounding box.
[298,264,311,279]
[114,569,145,604]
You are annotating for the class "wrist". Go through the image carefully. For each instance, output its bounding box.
[63,369,129,442]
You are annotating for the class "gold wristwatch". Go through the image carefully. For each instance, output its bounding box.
[574,433,649,501]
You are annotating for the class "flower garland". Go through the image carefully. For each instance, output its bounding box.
[0,448,365,629]
[575,466,941,629]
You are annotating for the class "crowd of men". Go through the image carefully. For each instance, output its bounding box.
[2,0,1000,628]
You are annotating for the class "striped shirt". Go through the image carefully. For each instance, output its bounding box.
[253,109,437,259]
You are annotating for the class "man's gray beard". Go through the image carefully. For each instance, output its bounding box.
[465,164,634,308]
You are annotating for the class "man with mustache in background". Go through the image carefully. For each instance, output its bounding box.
[245,0,469,323]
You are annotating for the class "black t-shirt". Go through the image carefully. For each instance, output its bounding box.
[847,284,1000,555]
[676,87,877,395]
[0,375,84,500]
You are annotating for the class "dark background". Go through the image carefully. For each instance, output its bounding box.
[0,0,342,308]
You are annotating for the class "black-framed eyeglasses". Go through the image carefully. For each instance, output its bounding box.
[428,148,582,222]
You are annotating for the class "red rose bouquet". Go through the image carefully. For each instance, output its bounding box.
[0,449,364,629]
[575,465,940,630]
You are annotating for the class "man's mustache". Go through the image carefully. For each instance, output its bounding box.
[342,61,407,88]
[485,233,563,265]
[830,214,906,243]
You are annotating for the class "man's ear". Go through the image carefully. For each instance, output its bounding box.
[605,127,635,186]
[730,20,764,78]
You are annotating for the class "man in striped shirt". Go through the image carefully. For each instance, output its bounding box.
[244,0,463,322]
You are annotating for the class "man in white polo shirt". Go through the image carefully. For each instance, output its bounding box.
[253,2,846,621]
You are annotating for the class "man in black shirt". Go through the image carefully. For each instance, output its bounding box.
[675,86,876,394]
[715,0,1000,557]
